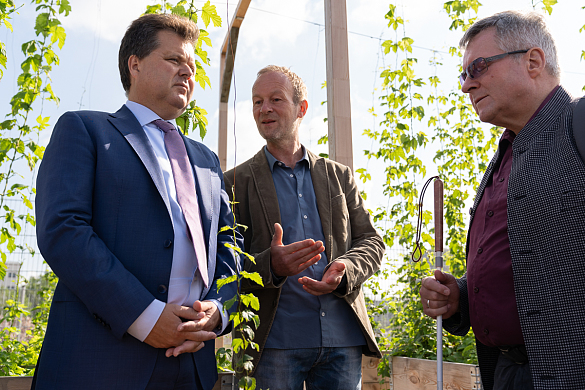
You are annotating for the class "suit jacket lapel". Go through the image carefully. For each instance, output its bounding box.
[308,151,332,263]
[108,106,172,217]
[250,149,281,235]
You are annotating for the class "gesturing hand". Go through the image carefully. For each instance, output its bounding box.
[298,260,346,296]
[270,223,324,277]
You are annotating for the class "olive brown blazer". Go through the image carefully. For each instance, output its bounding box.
[224,148,384,375]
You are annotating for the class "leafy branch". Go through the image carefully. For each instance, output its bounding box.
[218,191,263,390]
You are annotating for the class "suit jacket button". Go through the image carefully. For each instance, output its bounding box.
[158,284,168,294]
[164,239,172,248]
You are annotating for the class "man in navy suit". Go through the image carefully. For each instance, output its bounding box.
[33,13,241,389]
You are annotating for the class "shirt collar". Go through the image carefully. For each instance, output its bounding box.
[264,145,308,172]
[125,100,178,129]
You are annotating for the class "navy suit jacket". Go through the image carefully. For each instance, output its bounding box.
[34,105,241,389]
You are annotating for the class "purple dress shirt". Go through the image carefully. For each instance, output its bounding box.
[467,86,559,347]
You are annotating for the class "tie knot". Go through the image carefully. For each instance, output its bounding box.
[153,119,176,133]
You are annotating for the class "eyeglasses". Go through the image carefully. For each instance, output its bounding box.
[459,50,529,86]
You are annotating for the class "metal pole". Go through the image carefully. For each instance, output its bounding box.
[434,178,444,390]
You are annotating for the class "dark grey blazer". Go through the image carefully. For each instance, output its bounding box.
[445,87,585,390]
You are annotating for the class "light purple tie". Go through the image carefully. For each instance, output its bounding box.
[153,119,209,288]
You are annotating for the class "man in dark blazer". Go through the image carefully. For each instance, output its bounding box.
[224,66,384,390]
[420,10,585,390]
[33,14,241,389]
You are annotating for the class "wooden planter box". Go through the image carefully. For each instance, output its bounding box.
[0,376,32,390]
[0,355,481,390]
[362,356,482,390]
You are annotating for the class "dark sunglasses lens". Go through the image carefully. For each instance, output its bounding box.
[470,58,487,78]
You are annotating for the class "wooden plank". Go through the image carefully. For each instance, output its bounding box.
[324,0,353,170]
[218,102,228,171]
[220,0,252,56]
[391,356,478,390]
[0,376,33,390]
[362,356,390,390]
[212,372,236,390]
[217,0,251,172]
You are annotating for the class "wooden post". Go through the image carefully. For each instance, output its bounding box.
[218,102,228,170]
[217,0,251,171]
[324,0,353,170]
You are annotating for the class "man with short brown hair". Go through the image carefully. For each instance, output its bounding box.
[34,13,241,389]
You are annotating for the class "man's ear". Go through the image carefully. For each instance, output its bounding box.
[128,55,141,79]
[526,47,546,79]
[298,100,308,119]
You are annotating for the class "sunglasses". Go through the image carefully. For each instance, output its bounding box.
[459,49,529,86]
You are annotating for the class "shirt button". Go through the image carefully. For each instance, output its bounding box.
[290,174,294,178]
[304,215,308,219]
[499,177,505,182]
[477,247,483,254]
[299,194,303,198]
[487,210,494,217]
[483,328,489,335]
[278,162,283,166]
[474,287,479,293]
[321,312,325,317]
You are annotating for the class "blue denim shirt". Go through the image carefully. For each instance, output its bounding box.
[263,146,365,349]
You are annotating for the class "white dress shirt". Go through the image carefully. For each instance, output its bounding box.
[125,101,227,341]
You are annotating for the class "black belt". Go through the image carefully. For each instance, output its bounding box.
[498,345,528,365]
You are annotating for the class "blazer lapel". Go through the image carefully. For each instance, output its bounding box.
[250,149,281,235]
[308,151,332,263]
[108,105,171,217]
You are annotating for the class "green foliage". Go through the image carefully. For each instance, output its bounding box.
[144,0,221,139]
[0,0,69,281]
[0,270,57,376]
[362,1,509,377]
[215,346,233,372]
[220,187,262,390]
[533,0,557,15]
[0,0,17,80]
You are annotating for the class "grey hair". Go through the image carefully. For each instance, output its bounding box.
[256,65,308,105]
[459,10,560,78]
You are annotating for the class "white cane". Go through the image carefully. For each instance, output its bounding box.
[434,178,444,390]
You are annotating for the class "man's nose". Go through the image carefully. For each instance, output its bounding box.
[260,101,273,114]
[180,63,194,78]
[460,75,477,94]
